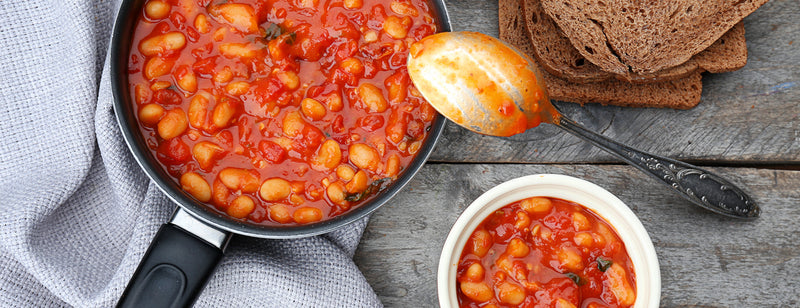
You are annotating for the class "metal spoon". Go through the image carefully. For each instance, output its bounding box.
[407,31,759,219]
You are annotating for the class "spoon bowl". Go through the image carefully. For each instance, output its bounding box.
[408,31,760,219]
[408,31,557,136]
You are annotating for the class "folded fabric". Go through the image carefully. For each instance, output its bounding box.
[0,1,381,306]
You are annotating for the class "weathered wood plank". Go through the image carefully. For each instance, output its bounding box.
[354,164,800,307]
[434,0,799,164]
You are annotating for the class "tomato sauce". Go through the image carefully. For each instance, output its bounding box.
[128,0,439,225]
[457,197,637,307]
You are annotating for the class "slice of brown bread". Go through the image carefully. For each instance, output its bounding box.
[539,0,766,75]
[522,0,747,83]
[499,0,701,109]
[692,23,749,74]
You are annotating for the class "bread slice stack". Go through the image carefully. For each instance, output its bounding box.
[499,0,768,109]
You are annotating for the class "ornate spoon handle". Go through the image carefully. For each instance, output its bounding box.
[554,115,760,219]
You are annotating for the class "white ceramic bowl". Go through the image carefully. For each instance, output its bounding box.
[438,174,660,307]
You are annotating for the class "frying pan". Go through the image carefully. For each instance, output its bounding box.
[110,1,451,306]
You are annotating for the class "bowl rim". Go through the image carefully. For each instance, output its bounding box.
[437,174,660,307]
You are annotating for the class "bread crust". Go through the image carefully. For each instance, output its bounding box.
[500,0,702,109]
[538,0,765,74]
[521,0,747,84]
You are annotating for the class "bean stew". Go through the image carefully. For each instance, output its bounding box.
[457,197,637,307]
[127,0,440,226]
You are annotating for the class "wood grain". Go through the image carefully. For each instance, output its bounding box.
[354,164,800,307]
[431,0,799,165]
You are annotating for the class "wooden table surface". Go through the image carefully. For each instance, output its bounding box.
[353,0,800,307]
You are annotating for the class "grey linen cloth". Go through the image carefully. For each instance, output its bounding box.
[0,1,382,307]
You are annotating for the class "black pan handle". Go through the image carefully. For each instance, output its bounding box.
[117,209,232,308]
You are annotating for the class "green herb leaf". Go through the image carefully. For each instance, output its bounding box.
[597,257,613,272]
[286,32,297,45]
[565,273,585,286]
[263,23,285,41]
[345,177,392,202]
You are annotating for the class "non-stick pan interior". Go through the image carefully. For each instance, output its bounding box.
[110,0,451,238]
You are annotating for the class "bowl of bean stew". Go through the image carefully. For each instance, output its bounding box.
[438,174,660,308]
[110,0,450,305]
